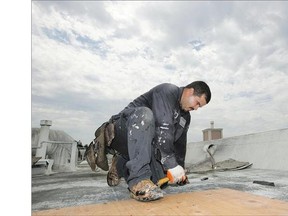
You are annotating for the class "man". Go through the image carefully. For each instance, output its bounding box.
[86,81,211,202]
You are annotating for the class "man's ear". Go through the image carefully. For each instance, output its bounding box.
[190,88,195,96]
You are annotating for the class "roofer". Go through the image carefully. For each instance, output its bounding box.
[85,81,211,202]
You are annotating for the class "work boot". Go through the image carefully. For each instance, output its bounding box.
[107,154,121,186]
[85,142,97,171]
[129,179,163,202]
[95,123,109,171]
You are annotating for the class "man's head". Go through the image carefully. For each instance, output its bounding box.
[180,81,211,112]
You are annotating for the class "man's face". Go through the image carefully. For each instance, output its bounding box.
[180,88,207,112]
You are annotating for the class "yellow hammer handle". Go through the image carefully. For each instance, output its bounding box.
[157,177,170,186]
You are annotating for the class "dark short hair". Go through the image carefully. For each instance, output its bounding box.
[185,81,211,104]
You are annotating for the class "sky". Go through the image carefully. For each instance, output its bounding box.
[31,1,288,146]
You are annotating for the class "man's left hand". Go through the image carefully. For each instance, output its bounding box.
[177,175,189,186]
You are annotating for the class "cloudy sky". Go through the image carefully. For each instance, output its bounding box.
[31,1,288,145]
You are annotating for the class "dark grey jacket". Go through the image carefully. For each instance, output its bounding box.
[125,83,191,170]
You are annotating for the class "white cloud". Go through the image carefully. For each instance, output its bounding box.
[32,1,288,145]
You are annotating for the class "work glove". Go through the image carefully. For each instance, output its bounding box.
[167,165,189,185]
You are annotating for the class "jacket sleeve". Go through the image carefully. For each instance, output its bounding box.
[151,85,179,170]
[174,114,190,168]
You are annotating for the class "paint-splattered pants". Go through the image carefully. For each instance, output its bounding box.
[110,107,164,188]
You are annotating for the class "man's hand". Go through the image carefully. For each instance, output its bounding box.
[167,165,188,184]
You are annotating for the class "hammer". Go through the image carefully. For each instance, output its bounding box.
[157,175,189,187]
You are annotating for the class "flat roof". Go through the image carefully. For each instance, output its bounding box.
[32,166,288,212]
[32,188,288,216]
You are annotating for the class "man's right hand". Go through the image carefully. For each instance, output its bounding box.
[167,165,187,184]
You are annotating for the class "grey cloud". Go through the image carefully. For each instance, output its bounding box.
[84,74,101,83]
[164,64,176,71]
[34,1,113,25]
[32,90,129,114]
[112,24,141,40]
[32,90,130,144]
[137,2,234,49]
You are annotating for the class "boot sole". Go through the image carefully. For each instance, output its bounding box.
[130,191,164,202]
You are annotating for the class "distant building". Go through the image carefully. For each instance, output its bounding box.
[32,120,81,173]
[202,121,223,141]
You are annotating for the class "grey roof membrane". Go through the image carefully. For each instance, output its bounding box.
[32,165,288,212]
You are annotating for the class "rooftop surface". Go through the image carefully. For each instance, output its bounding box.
[32,165,288,212]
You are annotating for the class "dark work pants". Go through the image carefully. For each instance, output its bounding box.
[110,107,165,188]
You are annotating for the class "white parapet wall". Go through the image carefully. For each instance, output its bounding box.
[185,128,288,171]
